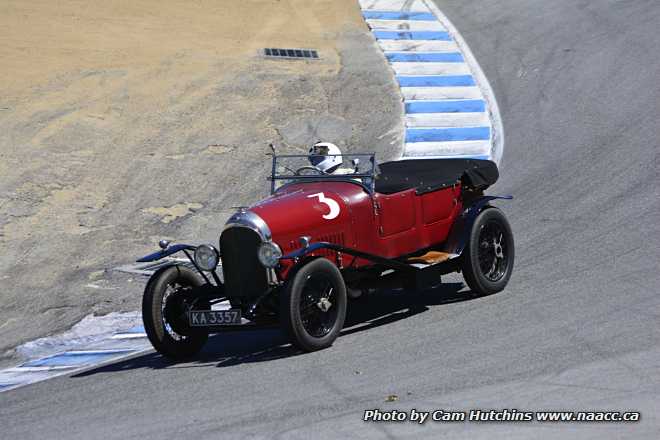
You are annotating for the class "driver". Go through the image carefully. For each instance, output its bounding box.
[308,142,342,174]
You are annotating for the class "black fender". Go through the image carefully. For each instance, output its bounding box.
[137,243,223,286]
[281,255,328,284]
[441,195,513,256]
[136,244,197,262]
[143,264,193,299]
[145,264,225,303]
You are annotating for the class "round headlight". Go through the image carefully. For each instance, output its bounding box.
[194,244,219,271]
[257,242,282,268]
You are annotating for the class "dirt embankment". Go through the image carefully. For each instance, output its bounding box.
[0,0,402,364]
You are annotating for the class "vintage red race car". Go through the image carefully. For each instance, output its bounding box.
[137,152,514,359]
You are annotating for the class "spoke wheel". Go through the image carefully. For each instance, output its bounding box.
[281,258,347,352]
[142,265,209,360]
[477,220,509,282]
[461,207,515,295]
[299,273,338,338]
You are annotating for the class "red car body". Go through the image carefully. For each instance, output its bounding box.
[252,180,463,279]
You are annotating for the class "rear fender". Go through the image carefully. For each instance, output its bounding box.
[442,195,512,256]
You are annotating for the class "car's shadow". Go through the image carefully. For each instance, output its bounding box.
[73,282,485,377]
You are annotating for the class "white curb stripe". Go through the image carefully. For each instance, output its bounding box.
[401,86,482,100]
[405,112,490,127]
[378,40,459,52]
[359,0,429,11]
[111,332,148,339]
[405,140,492,156]
[391,61,471,75]
[5,366,78,372]
[366,19,446,31]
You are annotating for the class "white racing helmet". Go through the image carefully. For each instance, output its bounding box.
[308,142,342,173]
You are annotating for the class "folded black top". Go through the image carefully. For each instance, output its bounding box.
[375,158,499,195]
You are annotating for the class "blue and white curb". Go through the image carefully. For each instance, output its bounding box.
[360,0,504,163]
[0,259,227,393]
[0,320,151,393]
[0,312,151,393]
[0,346,151,393]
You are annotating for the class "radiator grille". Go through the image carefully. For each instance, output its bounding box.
[220,227,267,298]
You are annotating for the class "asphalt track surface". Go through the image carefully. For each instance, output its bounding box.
[2,0,659,438]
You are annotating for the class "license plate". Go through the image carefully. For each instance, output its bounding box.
[189,309,242,326]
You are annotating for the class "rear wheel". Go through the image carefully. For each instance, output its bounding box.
[142,265,209,360]
[461,207,514,295]
[280,258,347,352]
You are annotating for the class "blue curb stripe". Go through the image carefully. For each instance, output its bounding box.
[373,31,452,41]
[21,349,136,368]
[396,75,476,87]
[125,325,146,333]
[406,100,486,113]
[385,52,464,63]
[362,11,438,21]
[406,127,490,142]
[0,383,17,390]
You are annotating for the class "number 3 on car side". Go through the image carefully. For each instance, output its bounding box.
[307,192,340,220]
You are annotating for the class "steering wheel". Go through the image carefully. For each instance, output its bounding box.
[294,165,326,175]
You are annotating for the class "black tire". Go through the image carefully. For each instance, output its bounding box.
[461,207,514,296]
[280,258,347,352]
[142,265,209,360]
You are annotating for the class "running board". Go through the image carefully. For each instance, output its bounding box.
[398,257,460,291]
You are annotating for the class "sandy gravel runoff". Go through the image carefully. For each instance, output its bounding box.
[0,0,402,364]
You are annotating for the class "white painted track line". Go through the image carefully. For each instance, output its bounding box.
[366,19,446,31]
[391,62,470,75]
[405,112,490,128]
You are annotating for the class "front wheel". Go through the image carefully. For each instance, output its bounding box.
[142,265,209,360]
[280,258,347,352]
[461,207,514,295]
